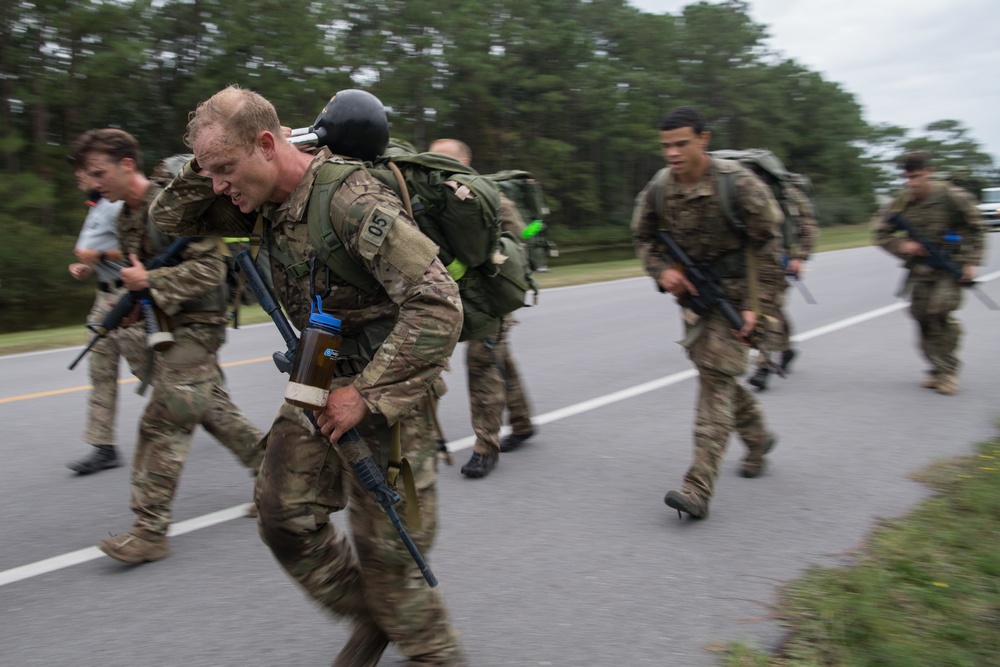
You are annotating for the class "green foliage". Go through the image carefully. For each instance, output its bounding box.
[1,0,995,332]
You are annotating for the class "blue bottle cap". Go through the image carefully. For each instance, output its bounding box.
[309,310,341,331]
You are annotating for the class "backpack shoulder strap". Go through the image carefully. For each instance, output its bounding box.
[307,160,381,293]
[650,167,670,220]
[713,158,746,238]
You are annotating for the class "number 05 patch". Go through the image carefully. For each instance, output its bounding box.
[361,204,399,248]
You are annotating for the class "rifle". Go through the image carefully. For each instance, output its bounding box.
[886,213,998,310]
[68,237,195,370]
[234,250,438,587]
[654,230,785,377]
[780,254,817,305]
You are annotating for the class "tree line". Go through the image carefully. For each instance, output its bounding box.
[1,0,995,331]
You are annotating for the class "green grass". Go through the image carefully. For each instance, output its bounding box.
[0,223,872,357]
[720,437,1000,667]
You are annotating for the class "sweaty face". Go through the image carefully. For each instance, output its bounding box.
[193,124,276,213]
[84,153,131,203]
[659,127,710,181]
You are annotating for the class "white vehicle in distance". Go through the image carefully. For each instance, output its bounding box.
[979,187,1000,230]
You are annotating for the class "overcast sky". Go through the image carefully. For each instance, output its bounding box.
[627,0,1000,164]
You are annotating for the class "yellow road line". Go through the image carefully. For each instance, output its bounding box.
[0,357,272,404]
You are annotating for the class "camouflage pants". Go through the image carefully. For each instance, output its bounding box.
[83,289,149,445]
[755,286,792,369]
[909,276,963,376]
[467,316,533,457]
[683,310,771,501]
[255,388,464,664]
[130,323,265,539]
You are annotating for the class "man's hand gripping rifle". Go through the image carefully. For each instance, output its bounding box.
[68,237,194,370]
[234,250,438,587]
[886,213,998,310]
[655,230,785,377]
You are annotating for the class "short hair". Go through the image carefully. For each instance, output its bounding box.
[899,151,932,173]
[428,138,472,164]
[70,128,143,171]
[184,85,283,149]
[657,106,707,134]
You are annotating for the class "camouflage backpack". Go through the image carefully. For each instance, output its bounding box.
[709,149,818,250]
[305,147,536,341]
[485,170,550,228]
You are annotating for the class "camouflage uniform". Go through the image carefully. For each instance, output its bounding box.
[110,183,265,543]
[151,149,466,665]
[74,197,148,447]
[872,182,984,384]
[754,183,819,372]
[466,193,534,462]
[83,286,149,445]
[632,157,783,513]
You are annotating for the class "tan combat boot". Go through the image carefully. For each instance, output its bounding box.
[921,374,938,389]
[664,489,709,519]
[935,375,959,395]
[332,620,389,667]
[98,530,170,564]
[741,434,778,479]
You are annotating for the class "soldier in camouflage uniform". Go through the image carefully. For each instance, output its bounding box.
[151,87,466,666]
[632,107,782,520]
[748,182,820,390]
[872,151,985,395]
[428,139,536,479]
[74,129,265,564]
[65,149,148,475]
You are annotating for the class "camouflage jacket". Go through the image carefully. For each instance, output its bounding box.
[150,149,463,424]
[631,157,783,311]
[117,182,227,325]
[872,181,985,278]
[783,184,819,261]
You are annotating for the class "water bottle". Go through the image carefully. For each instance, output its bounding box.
[284,300,342,410]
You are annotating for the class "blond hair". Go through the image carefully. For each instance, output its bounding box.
[184,85,283,149]
[428,138,472,165]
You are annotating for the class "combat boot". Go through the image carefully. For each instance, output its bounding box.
[741,433,778,479]
[499,428,536,453]
[664,489,709,519]
[460,452,498,479]
[98,530,170,564]
[748,366,769,390]
[780,348,797,373]
[406,646,468,666]
[921,373,938,389]
[935,375,959,396]
[332,620,389,667]
[67,445,119,475]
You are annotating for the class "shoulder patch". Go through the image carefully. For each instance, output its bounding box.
[359,203,398,254]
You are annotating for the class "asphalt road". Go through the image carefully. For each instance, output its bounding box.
[2,240,998,666]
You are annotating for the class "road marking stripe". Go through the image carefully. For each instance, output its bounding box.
[2,275,998,588]
[0,506,252,587]
[0,357,273,404]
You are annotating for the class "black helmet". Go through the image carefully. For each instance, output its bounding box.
[312,90,389,162]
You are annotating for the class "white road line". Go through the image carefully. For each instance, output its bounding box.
[0,506,252,587]
[1,280,997,588]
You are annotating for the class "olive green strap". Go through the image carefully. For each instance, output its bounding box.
[383,420,422,531]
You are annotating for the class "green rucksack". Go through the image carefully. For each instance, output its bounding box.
[305,150,536,341]
[709,149,818,249]
[486,170,550,226]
